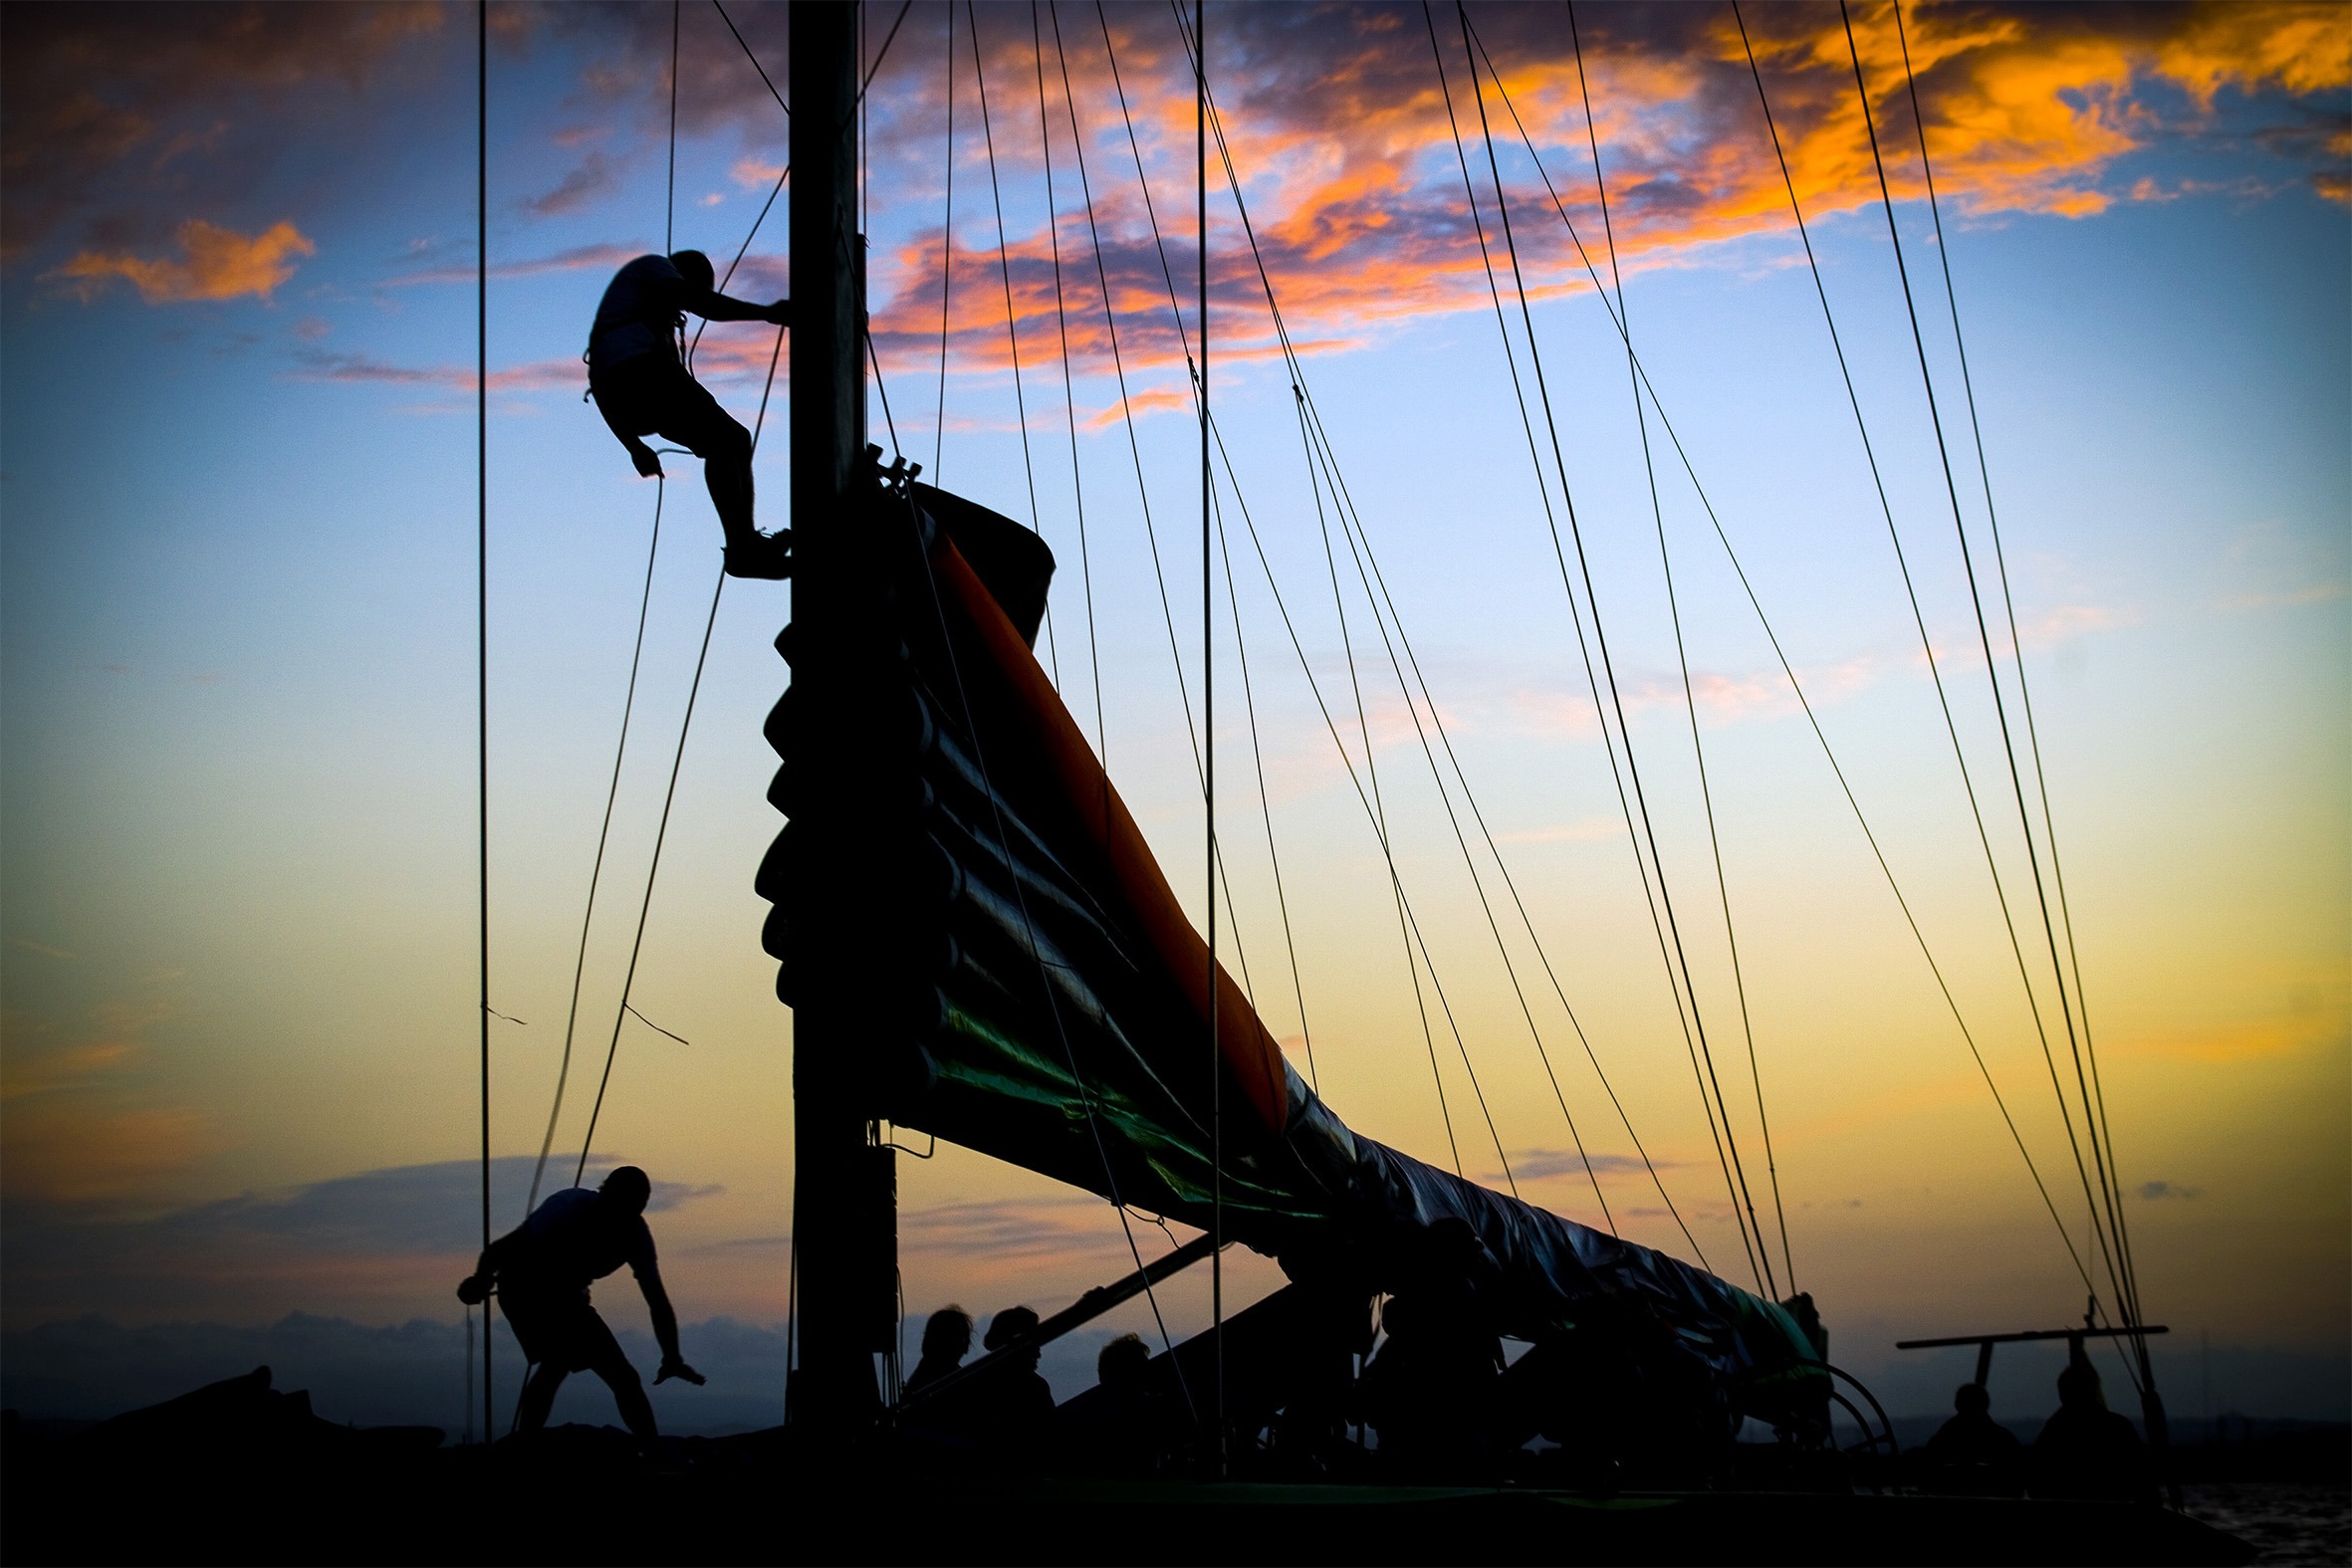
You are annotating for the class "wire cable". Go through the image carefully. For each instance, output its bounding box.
[967,3,1046,587]
[1196,0,1224,1471]
[1422,1,1764,1287]
[932,4,955,479]
[711,0,788,117]
[528,480,668,1214]
[1886,0,2142,1333]
[1175,4,1724,1260]
[474,0,493,1450]
[1463,3,2080,1290]
[1552,0,1787,1288]
[1732,1,2123,1328]
[1031,2,1109,771]
[1829,1,2129,1327]
[575,324,784,1183]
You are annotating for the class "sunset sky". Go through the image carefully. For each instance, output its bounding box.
[3,1,2345,1436]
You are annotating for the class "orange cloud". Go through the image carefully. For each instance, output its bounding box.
[2155,2,2352,105]
[854,2,2349,372]
[0,1000,212,1205]
[3,1104,213,1204]
[50,218,314,304]
[1,3,444,260]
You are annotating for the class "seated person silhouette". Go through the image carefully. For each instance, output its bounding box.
[953,1305,1057,1445]
[1358,1291,1501,1480]
[904,1305,973,1398]
[1062,1332,1167,1477]
[1921,1382,2024,1495]
[587,249,793,579]
[456,1166,703,1444]
[2030,1359,2154,1503]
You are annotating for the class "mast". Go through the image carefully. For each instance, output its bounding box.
[787,0,892,1438]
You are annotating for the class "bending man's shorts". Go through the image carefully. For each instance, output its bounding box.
[590,355,748,458]
[501,1288,628,1376]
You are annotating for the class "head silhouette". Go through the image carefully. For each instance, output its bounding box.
[669,249,715,295]
[984,1305,1041,1353]
[922,1305,973,1363]
[2056,1361,2105,1412]
[599,1165,652,1217]
[1098,1332,1150,1391]
[1955,1382,1991,1417]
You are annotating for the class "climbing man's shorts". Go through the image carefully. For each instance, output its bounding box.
[590,355,749,458]
[501,1290,628,1376]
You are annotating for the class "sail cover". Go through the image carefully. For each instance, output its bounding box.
[761,477,1820,1415]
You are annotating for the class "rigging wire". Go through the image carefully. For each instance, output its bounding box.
[1196,0,1224,1472]
[532,5,692,1215]
[711,1,788,118]
[1171,2,1723,1255]
[574,323,785,1185]
[1551,0,1789,1289]
[910,23,1189,1387]
[1155,1,1701,1236]
[1731,1,2127,1335]
[1825,0,2132,1330]
[474,0,492,1450]
[1420,1,1765,1288]
[528,478,668,1214]
[1885,0,2143,1332]
[932,2,955,479]
[1460,5,2090,1295]
[1031,2,1109,773]
[1298,380,1465,1177]
[1208,476,1318,1094]
[966,3,1047,622]
[692,0,909,371]
[665,0,680,252]
[1319,441,1561,1199]
[1180,0,1688,1247]
[1126,3,1511,1191]
[1090,9,1458,1152]
[1038,3,1272,1036]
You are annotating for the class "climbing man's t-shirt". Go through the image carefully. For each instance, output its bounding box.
[505,1188,657,1299]
[588,254,691,373]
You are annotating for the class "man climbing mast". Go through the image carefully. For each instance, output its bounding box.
[588,249,794,578]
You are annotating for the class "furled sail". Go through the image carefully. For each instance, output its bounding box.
[760,475,1821,1417]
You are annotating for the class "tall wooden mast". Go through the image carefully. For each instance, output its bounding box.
[786,0,892,1437]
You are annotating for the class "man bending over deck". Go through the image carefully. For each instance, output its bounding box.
[457,1165,704,1443]
[588,249,794,579]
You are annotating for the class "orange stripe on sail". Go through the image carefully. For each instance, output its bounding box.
[932,537,1291,1139]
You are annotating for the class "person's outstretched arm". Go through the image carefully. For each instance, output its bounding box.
[456,1227,524,1304]
[690,290,790,327]
[636,1260,706,1385]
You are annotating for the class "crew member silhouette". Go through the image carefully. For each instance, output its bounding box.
[962,1305,1056,1443]
[456,1165,703,1443]
[1921,1382,2024,1495]
[588,249,793,579]
[1067,1332,1167,1476]
[905,1305,974,1398]
[2030,1356,2154,1503]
